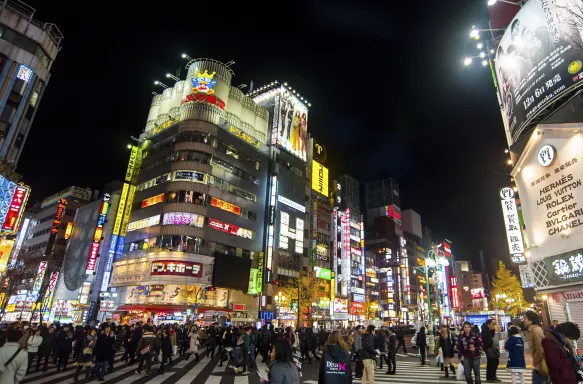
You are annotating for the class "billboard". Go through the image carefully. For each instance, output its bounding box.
[127,214,160,232]
[312,160,329,197]
[162,212,204,227]
[333,298,348,313]
[494,0,583,145]
[150,260,203,278]
[0,239,14,273]
[499,187,526,263]
[208,218,253,239]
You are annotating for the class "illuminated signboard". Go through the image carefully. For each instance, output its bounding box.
[85,194,110,275]
[229,126,261,149]
[162,212,204,227]
[295,218,304,254]
[32,261,47,294]
[51,199,67,234]
[499,187,525,263]
[150,260,203,278]
[247,268,259,295]
[314,267,332,280]
[152,116,179,136]
[184,68,225,110]
[142,193,165,208]
[173,170,207,183]
[333,298,348,313]
[0,239,15,273]
[64,222,73,240]
[120,185,136,237]
[183,93,225,110]
[471,288,485,299]
[126,146,139,183]
[78,281,91,305]
[256,252,264,293]
[208,218,253,239]
[113,183,129,235]
[16,64,33,83]
[312,160,329,197]
[2,185,30,233]
[350,301,365,315]
[450,276,459,309]
[277,195,305,213]
[210,197,241,215]
[8,217,29,268]
[40,271,59,318]
[127,214,161,232]
[267,175,277,281]
[352,293,365,302]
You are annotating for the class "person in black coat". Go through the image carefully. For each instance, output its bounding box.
[416,326,428,366]
[481,320,500,382]
[157,329,173,374]
[92,329,113,381]
[438,325,456,378]
[56,325,73,371]
[128,324,142,364]
[374,330,389,370]
[37,326,54,372]
[385,328,397,374]
[73,326,85,361]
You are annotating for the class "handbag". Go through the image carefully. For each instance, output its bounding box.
[140,345,150,355]
[486,347,500,360]
[456,363,465,380]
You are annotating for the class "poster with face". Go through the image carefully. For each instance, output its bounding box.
[275,87,308,161]
[494,0,583,145]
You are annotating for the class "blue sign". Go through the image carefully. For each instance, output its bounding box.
[259,310,275,321]
[465,315,489,327]
[352,293,365,302]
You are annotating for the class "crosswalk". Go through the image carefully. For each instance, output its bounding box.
[21,350,267,384]
[353,360,533,383]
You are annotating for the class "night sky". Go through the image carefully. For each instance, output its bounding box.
[19,0,512,272]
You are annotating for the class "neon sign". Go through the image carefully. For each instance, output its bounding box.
[1,185,29,233]
[150,260,203,278]
[229,126,260,148]
[86,193,110,275]
[208,218,253,239]
[191,69,216,94]
[51,199,67,234]
[211,197,241,215]
[142,193,165,208]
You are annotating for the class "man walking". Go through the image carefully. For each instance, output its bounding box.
[128,324,142,364]
[458,321,482,384]
[524,312,550,384]
[386,328,397,374]
[395,327,406,354]
[234,326,252,375]
[360,325,377,384]
[353,325,364,379]
[481,320,501,383]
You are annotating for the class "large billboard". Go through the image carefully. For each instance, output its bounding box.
[494,0,583,145]
[312,160,329,197]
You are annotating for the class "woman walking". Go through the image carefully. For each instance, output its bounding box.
[157,329,173,375]
[438,325,456,378]
[542,322,581,384]
[74,329,96,382]
[318,330,352,383]
[185,326,199,361]
[26,328,42,374]
[259,338,300,384]
[416,326,428,366]
[505,326,526,384]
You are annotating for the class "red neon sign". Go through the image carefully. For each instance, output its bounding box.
[51,199,67,234]
[2,186,28,231]
[183,93,225,110]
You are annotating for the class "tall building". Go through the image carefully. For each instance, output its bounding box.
[402,209,424,323]
[0,0,62,179]
[110,59,269,324]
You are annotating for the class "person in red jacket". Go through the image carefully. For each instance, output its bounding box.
[541,321,581,384]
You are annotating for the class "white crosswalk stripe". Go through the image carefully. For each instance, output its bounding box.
[353,361,533,383]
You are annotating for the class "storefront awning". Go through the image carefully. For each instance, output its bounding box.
[116,305,187,313]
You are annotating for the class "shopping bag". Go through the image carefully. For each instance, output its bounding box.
[172,346,177,355]
[435,355,441,365]
[456,363,465,380]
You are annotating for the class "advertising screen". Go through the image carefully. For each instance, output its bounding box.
[312,160,329,196]
[142,193,165,208]
[272,86,308,161]
[333,298,348,313]
[210,197,241,215]
[163,212,204,228]
[494,0,583,145]
[127,214,161,232]
[150,260,203,278]
[208,218,253,239]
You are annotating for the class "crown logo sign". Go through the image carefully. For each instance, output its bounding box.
[191,68,217,94]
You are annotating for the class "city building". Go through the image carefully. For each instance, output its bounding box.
[402,209,424,323]
[110,59,271,324]
[0,0,62,181]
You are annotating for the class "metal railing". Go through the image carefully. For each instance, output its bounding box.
[0,0,63,48]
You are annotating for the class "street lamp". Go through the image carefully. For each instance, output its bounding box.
[275,291,286,306]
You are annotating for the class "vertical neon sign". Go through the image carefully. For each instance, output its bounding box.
[266,175,277,282]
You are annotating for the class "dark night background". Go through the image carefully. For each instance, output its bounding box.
[17,1,512,272]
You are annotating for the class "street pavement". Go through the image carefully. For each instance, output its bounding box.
[21,348,535,384]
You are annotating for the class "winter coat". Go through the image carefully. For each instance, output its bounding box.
[386,334,396,354]
[318,343,352,384]
[457,332,482,359]
[56,331,73,357]
[505,335,526,368]
[188,331,199,353]
[26,336,42,353]
[268,360,300,384]
[415,330,427,348]
[359,333,376,360]
[136,332,157,355]
[374,335,386,353]
[0,342,28,384]
[130,327,142,343]
[481,326,494,350]
[542,332,578,384]
[160,336,172,357]
[526,324,546,373]
[170,330,176,347]
[76,336,96,366]
[38,333,54,356]
[439,332,455,358]
[94,333,112,362]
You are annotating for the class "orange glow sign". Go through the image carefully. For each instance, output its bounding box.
[211,197,241,215]
[142,193,165,208]
[64,222,73,240]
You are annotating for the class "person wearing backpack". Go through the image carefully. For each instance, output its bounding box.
[134,325,156,376]
[0,328,27,384]
[318,330,352,383]
[234,326,252,375]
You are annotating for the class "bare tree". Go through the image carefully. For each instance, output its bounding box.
[556,0,583,54]
[0,250,40,321]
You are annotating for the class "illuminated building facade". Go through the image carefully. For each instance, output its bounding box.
[111,59,269,323]
[0,0,62,181]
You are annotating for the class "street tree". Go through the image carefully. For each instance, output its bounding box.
[0,250,39,321]
[491,260,526,317]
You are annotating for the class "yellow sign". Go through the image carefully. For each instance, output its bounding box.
[64,222,73,240]
[120,185,136,237]
[229,126,261,149]
[0,239,15,273]
[312,160,329,197]
[152,116,179,136]
[6,304,15,312]
[125,146,138,183]
[113,183,129,235]
[141,193,165,208]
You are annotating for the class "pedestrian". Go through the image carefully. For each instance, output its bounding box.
[505,326,526,384]
[523,311,550,384]
[74,328,96,382]
[206,323,218,358]
[180,325,190,357]
[374,330,388,371]
[415,326,427,366]
[308,328,321,361]
[0,328,28,384]
[359,325,376,384]
[395,328,406,354]
[438,325,456,379]
[110,326,123,371]
[56,325,73,371]
[36,326,53,372]
[135,325,156,376]
[72,326,84,362]
[92,328,112,381]
[541,321,581,384]
[318,330,352,383]
[169,327,176,356]
[481,320,501,382]
[259,337,300,384]
[121,325,131,362]
[128,323,142,365]
[259,325,272,363]
[185,325,199,360]
[234,326,252,375]
[17,323,31,350]
[353,326,364,379]
[548,319,559,333]
[457,321,482,384]
[157,328,172,375]
[385,328,396,375]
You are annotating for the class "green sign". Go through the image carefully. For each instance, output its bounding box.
[248,268,259,295]
[314,267,332,280]
[256,252,264,293]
